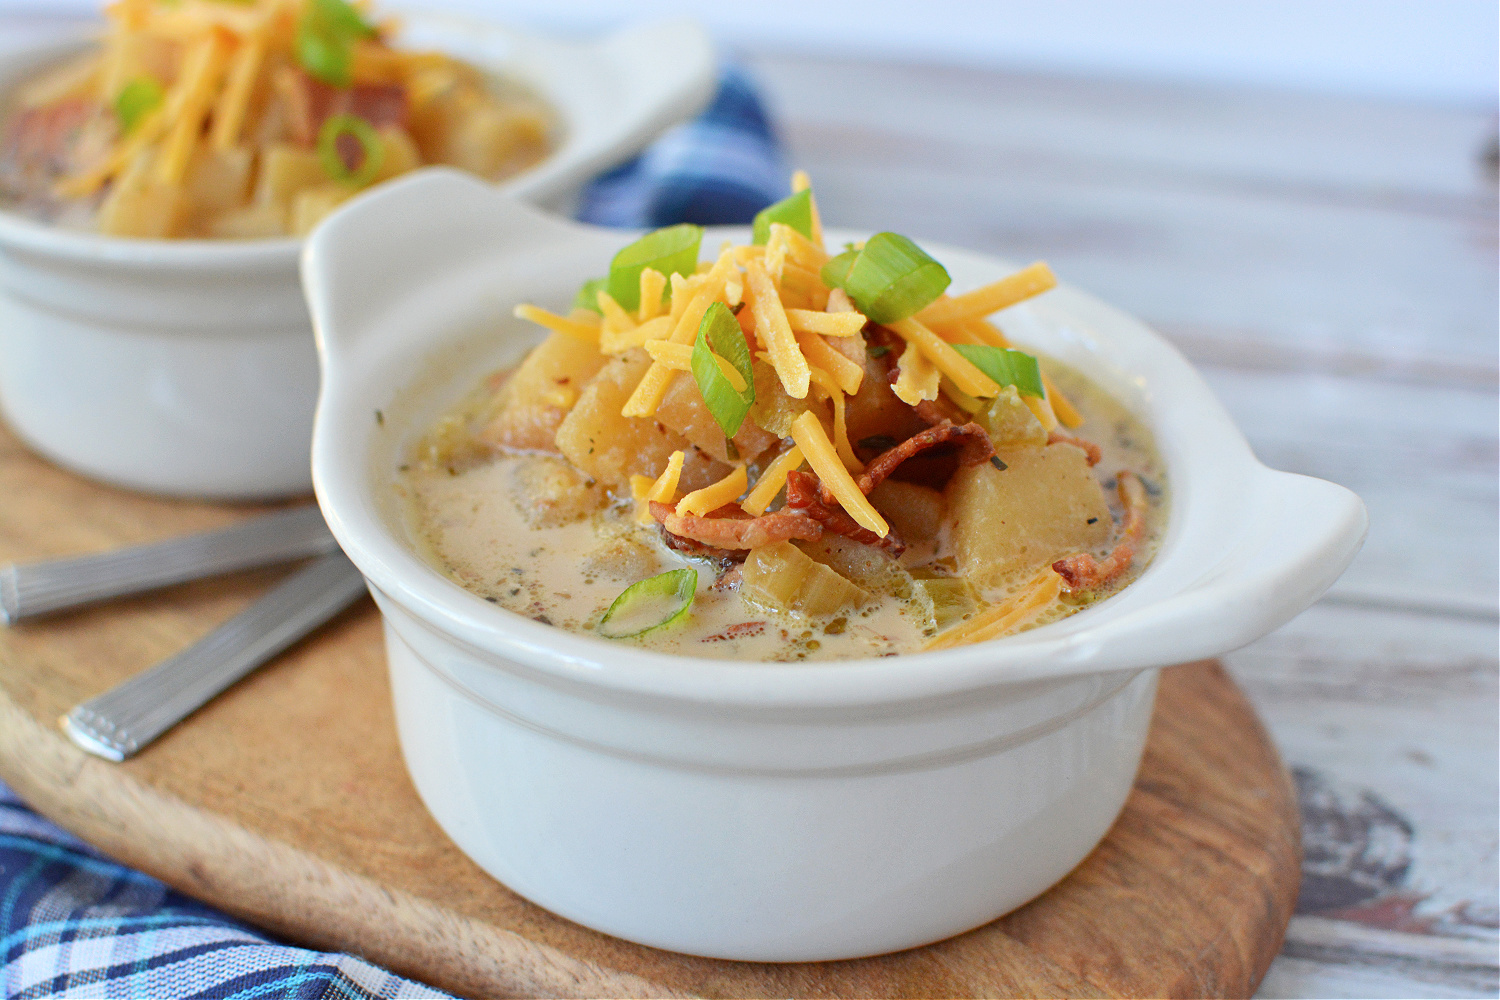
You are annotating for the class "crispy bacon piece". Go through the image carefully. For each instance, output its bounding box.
[822,422,993,504]
[285,70,409,145]
[1047,430,1102,466]
[881,365,964,427]
[650,501,822,550]
[785,471,907,556]
[1053,472,1149,590]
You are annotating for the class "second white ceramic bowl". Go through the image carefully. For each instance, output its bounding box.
[0,17,713,498]
[304,170,1367,961]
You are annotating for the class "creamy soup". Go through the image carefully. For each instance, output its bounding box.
[398,193,1166,660]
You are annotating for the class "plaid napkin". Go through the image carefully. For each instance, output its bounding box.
[0,65,783,1000]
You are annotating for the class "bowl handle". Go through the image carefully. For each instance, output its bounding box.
[1070,467,1368,670]
[300,168,603,373]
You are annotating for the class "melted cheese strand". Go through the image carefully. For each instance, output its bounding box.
[675,465,747,517]
[925,569,1062,651]
[915,262,1057,327]
[513,304,600,345]
[790,412,887,536]
[1025,393,1060,431]
[210,15,270,150]
[741,446,804,516]
[158,29,234,185]
[641,339,693,371]
[888,317,1000,398]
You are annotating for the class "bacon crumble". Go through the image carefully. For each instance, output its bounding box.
[1053,472,1149,590]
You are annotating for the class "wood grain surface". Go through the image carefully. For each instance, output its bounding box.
[0,421,1300,999]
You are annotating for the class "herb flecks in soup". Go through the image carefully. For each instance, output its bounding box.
[0,0,551,238]
[402,175,1166,660]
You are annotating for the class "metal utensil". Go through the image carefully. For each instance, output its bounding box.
[62,550,367,761]
[0,505,337,624]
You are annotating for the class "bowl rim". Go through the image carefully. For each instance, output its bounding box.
[0,13,713,269]
[305,170,1368,709]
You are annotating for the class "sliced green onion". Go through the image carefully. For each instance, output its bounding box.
[820,248,858,290]
[951,344,1045,398]
[598,568,698,638]
[113,77,164,135]
[751,189,813,245]
[838,232,950,324]
[573,277,607,314]
[297,0,374,87]
[691,302,755,437]
[318,113,384,187]
[606,224,701,312]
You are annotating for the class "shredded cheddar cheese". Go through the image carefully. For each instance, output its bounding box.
[741,446,804,516]
[790,412,887,537]
[513,304,599,345]
[675,465,747,517]
[916,262,1057,328]
[1042,373,1084,429]
[637,268,667,322]
[888,317,1000,399]
[892,341,940,405]
[926,569,1062,650]
[797,332,862,396]
[809,367,863,472]
[744,257,810,399]
[785,308,865,337]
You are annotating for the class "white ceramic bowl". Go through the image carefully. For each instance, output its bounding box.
[304,170,1367,961]
[0,16,713,498]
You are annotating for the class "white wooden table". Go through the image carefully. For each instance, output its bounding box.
[741,51,1498,998]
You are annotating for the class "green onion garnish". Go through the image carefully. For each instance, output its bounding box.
[573,277,607,314]
[951,344,1045,398]
[691,301,755,437]
[751,189,813,245]
[296,0,375,87]
[820,248,858,290]
[598,568,698,638]
[824,232,950,324]
[606,224,701,312]
[113,77,164,135]
[317,113,384,187]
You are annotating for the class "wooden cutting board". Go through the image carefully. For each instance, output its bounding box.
[0,423,1301,999]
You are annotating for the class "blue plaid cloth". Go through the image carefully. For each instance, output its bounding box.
[0,65,782,1000]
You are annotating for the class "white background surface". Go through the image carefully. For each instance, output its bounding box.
[1,0,1496,107]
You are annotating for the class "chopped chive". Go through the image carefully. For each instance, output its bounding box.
[751,189,813,245]
[857,435,897,452]
[598,568,698,638]
[607,224,701,312]
[990,456,1008,471]
[296,0,374,87]
[836,232,950,324]
[951,344,1045,398]
[820,247,859,291]
[573,276,607,314]
[866,344,890,357]
[317,113,384,187]
[691,302,755,438]
[113,77,164,135]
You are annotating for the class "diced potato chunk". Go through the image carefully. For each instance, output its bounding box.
[845,350,928,446]
[976,386,1048,449]
[741,541,869,617]
[372,125,422,183]
[290,183,354,236]
[209,202,287,239]
[655,371,777,464]
[554,350,726,490]
[869,479,946,541]
[949,443,1111,591]
[478,331,607,453]
[255,143,325,207]
[98,151,186,237]
[508,455,607,527]
[911,576,979,634]
[799,535,913,599]
[747,361,813,437]
[185,144,253,218]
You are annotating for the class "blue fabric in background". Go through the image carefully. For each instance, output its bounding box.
[0,66,782,1000]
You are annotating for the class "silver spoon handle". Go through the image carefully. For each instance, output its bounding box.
[62,551,367,762]
[1,505,337,624]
